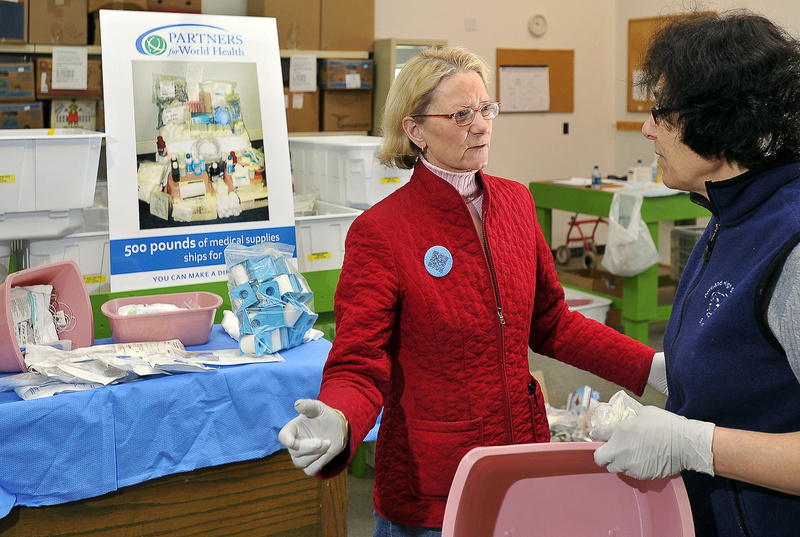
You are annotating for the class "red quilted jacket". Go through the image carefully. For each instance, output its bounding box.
[317,163,653,527]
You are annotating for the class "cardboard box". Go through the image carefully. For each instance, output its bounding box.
[0,63,35,102]
[36,57,103,99]
[50,99,97,130]
[28,0,88,45]
[247,0,372,51]
[321,89,371,132]
[0,102,44,129]
[557,268,624,298]
[90,10,101,45]
[89,0,147,10]
[89,0,147,43]
[247,0,320,50]
[96,99,104,131]
[320,0,373,51]
[0,1,28,44]
[284,87,319,133]
[147,0,200,12]
[318,59,373,89]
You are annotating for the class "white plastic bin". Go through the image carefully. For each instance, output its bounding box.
[0,129,105,214]
[563,286,612,324]
[295,201,362,273]
[0,241,10,281]
[0,129,105,240]
[29,207,110,294]
[289,135,412,209]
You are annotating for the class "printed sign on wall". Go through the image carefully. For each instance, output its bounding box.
[101,11,294,291]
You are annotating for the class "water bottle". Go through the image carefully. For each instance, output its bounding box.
[591,165,602,190]
[651,156,661,182]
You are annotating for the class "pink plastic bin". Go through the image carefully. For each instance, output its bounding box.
[101,291,222,346]
[0,260,94,373]
[442,442,695,537]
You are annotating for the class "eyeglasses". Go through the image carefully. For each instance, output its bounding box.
[414,102,501,127]
[650,106,675,125]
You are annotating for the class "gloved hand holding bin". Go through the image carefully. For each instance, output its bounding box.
[590,390,715,480]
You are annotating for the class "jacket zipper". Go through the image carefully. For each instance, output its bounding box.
[703,219,720,261]
[730,480,752,537]
[667,217,719,408]
[479,216,513,442]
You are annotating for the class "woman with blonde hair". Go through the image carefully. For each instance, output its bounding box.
[281,45,663,535]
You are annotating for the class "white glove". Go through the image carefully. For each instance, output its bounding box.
[278,399,349,476]
[591,405,715,480]
[647,352,669,396]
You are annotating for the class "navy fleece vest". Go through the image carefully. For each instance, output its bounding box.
[664,161,800,536]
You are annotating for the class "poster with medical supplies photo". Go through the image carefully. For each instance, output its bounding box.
[100,11,295,292]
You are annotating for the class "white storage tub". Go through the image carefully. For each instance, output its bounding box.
[563,286,612,324]
[0,128,105,240]
[28,182,110,294]
[0,128,105,213]
[289,135,412,209]
[0,241,10,281]
[294,201,362,273]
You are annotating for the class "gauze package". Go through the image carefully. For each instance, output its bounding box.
[224,242,318,357]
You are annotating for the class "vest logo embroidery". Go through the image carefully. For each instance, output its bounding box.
[700,281,734,326]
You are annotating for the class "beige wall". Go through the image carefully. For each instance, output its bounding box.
[374,0,800,255]
[614,0,800,176]
[375,0,620,185]
[207,0,800,185]
[206,0,800,252]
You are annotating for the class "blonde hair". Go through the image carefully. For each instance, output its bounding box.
[376,46,491,169]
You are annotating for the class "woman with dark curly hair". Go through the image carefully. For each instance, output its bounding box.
[590,10,800,537]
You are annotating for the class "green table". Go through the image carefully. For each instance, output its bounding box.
[529,181,709,344]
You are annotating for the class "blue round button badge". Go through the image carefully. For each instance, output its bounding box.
[424,246,453,277]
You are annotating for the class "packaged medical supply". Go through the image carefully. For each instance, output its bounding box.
[567,385,601,412]
[10,284,60,351]
[224,242,318,357]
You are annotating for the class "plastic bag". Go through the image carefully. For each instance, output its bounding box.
[224,242,318,356]
[601,193,659,277]
[152,73,188,105]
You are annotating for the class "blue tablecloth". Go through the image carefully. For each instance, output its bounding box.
[0,326,378,519]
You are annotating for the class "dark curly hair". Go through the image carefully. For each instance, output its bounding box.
[639,10,800,169]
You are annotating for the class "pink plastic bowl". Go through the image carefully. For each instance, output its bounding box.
[442,442,695,537]
[100,291,222,346]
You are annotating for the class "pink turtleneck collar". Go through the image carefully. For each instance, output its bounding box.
[420,157,484,216]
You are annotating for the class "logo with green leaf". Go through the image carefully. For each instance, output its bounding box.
[143,35,167,56]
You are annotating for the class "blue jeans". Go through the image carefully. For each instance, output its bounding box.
[373,511,442,537]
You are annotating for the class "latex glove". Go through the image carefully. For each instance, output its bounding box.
[591,405,715,480]
[278,399,349,476]
[647,351,669,396]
